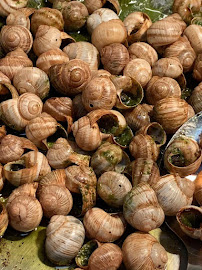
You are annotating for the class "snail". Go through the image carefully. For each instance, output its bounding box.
[37,170,73,218]
[97,171,132,207]
[6,183,43,232]
[83,207,126,242]
[45,215,85,265]
[0,0,28,17]
[193,54,202,82]
[122,232,168,270]
[194,170,202,206]
[0,201,8,237]
[6,10,31,30]
[123,182,165,232]
[84,0,120,15]
[184,25,202,55]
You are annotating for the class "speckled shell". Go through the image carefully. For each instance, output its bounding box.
[189,82,202,113]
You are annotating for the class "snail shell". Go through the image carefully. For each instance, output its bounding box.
[91,19,127,52]
[0,202,8,237]
[0,93,43,131]
[83,207,126,242]
[92,69,111,78]
[97,171,132,207]
[13,67,50,100]
[73,94,88,119]
[122,232,168,270]
[188,82,202,113]
[162,13,187,32]
[0,71,11,84]
[31,7,64,35]
[193,54,202,82]
[38,169,73,218]
[63,41,99,72]
[128,42,158,66]
[146,76,181,105]
[131,158,160,187]
[152,57,183,78]
[0,0,28,17]
[0,25,33,54]
[6,10,30,29]
[6,183,43,232]
[0,134,37,164]
[123,183,165,232]
[49,60,92,96]
[194,171,202,206]
[84,0,120,15]
[0,164,5,192]
[45,215,85,265]
[36,48,69,74]
[184,25,202,55]
[123,59,152,87]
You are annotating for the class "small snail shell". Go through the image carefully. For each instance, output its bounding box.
[124,59,152,87]
[176,205,202,240]
[13,67,50,100]
[131,158,160,187]
[101,43,129,75]
[0,25,33,54]
[45,215,85,265]
[31,7,64,36]
[6,10,30,29]
[91,19,127,52]
[184,25,202,55]
[189,82,202,114]
[129,134,159,161]
[193,54,202,82]
[164,36,196,73]
[194,171,202,206]
[97,171,132,207]
[63,41,99,72]
[152,57,183,79]
[123,12,152,44]
[73,94,88,119]
[147,19,183,47]
[87,8,119,35]
[146,76,181,105]
[6,183,43,232]
[62,1,89,32]
[43,97,72,122]
[0,134,37,164]
[128,42,158,66]
[153,97,189,134]
[82,76,117,111]
[0,0,28,17]
[49,60,92,96]
[38,170,73,218]
[0,48,33,80]
[25,112,58,150]
[36,48,69,74]
[83,207,126,242]
[123,183,165,232]
[152,174,195,216]
[122,232,168,270]
[0,93,43,131]
[3,151,51,187]
[0,202,8,237]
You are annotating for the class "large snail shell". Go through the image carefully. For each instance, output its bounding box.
[123,183,165,232]
[128,42,158,66]
[153,97,189,134]
[49,60,92,96]
[123,59,152,87]
[129,134,159,161]
[38,170,73,218]
[31,7,64,35]
[45,215,85,265]
[0,48,33,80]
[184,25,202,55]
[36,48,69,74]
[91,19,127,52]
[193,54,202,82]
[131,158,160,187]
[164,36,196,73]
[152,57,183,78]
[97,171,132,207]
[194,171,202,206]
[188,82,202,113]
[13,67,50,100]
[82,76,117,111]
[0,202,8,237]
[0,0,28,17]
[152,174,195,216]
[0,134,37,164]
[0,93,43,131]
[122,232,168,270]
[0,25,33,54]
[83,207,126,242]
[6,183,43,232]
[87,8,119,34]
[146,76,181,105]
[147,19,183,47]
[6,10,30,29]
[63,41,99,72]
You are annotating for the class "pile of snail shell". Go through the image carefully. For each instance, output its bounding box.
[0,0,202,269]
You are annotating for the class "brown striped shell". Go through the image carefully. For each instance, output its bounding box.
[188,82,202,113]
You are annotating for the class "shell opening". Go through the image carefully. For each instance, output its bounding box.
[46,125,67,148]
[0,84,13,101]
[76,240,99,267]
[146,125,165,145]
[120,91,141,107]
[0,203,3,214]
[103,1,118,14]
[114,126,133,147]
[179,208,202,229]
[97,114,120,136]
[10,163,26,171]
